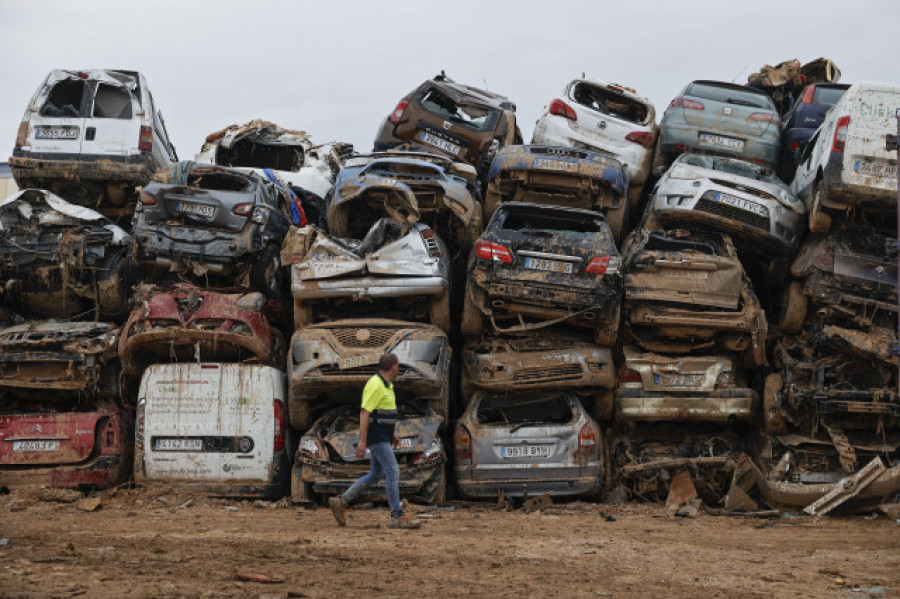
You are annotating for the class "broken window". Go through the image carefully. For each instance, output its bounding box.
[477,394,573,425]
[92,83,133,119]
[571,82,650,124]
[418,88,498,131]
[680,155,785,187]
[644,231,718,255]
[187,172,252,192]
[500,206,604,238]
[215,139,304,172]
[40,79,86,117]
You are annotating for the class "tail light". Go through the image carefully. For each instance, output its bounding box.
[14,121,28,148]
[139,190,157,206]
[625,131,655,148]
[138,125,153,152]
[233,202,253,217]
[586,255,619,274]
[749,113,780,125]
[811,244,835,271]
[474,240,512,263]
[788,141,802,151]
[670,98,704,110]
[136,399,145,451]
[618,366,641,383]
[549,99,577,121]
[801,85,816,105]
[578,424,597,451]
[419,227,442,257]
[273,400,285,452]
[454,426,472,462]
[832,116,850,152]
[412,441,443,466]
[390,100,408,125]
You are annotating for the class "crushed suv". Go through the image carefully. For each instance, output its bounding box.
[461,203,622,345]
[373,73,521,177]
[0,189,133,320]
[10,69,178,223]
[134,163,292,297]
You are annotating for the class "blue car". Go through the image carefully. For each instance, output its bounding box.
[777,83,850,181]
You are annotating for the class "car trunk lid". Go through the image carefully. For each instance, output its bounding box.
[0,409,102,466]
[625,349,728,393]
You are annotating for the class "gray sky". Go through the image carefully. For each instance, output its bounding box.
[1,0,898,158]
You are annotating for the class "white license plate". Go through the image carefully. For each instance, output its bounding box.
[154,438,203,451]
[399,437,414,449]
[714,192,769,217]
[501,445,551,458]
[419,131,461,156]
[177,201,215,217]
[524,257,573,273]
[655,373,703,387]
[35,127,78,140]
[855,160,898,178]
[12,440,60,452]
[699,133,745,151]
[338,351,382,370]
[534,158,579,172]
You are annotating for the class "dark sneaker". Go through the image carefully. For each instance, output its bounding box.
[329,496,347,527]
[388,513,421,529]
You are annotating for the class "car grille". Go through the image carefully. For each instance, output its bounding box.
[695,198,768,230]
[513,363,584,383]
[331,327,398,349]
[317,364,411,377]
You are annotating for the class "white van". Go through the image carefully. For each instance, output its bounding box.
[791,81,899,232]
[134,363,291,499]
[10,69,178,218]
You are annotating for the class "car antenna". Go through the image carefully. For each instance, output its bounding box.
[731,65,748,83]
[582,71,585,79]
[482,76,489,91]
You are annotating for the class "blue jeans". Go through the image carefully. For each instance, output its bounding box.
[340,441,402,517]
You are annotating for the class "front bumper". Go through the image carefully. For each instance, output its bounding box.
[615,388,758,422]
[120,328,268,376]
[293,459,443,503]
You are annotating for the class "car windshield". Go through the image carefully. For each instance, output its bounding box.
[570,81,650,124]
[498,207,605,240]
[477,394,573,426]
[679,154,786,188]
[418,88,498,131]
[684,82,774,110]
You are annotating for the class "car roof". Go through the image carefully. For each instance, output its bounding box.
[689,80,771,97]
[428,76,515,110]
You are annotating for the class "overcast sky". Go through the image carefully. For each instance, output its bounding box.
[1,0,898,159]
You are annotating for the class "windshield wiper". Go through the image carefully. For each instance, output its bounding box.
[509,420,546,432]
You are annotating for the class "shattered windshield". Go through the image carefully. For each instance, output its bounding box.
[571,82,650,124]
[418,88,498,131]
[477,394,573,426]
[680,154,787,189]
[499,207,604,240]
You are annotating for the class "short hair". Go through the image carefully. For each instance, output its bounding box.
[378,352,399,372]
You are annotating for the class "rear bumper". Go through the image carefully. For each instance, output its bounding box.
[10,153,156,184]
[134,224,258,271]
[0,454,128,490]
[659,123,780,167]
[293,460,443,503]
[462,345,615,392]
[818,152,897,210]
[121,329,269,376]
[292,275,447,300]
[478,275,620,326]
[454,465,601,499]
[615,388,758,422]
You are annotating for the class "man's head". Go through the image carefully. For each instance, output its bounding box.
[377,352,400,382]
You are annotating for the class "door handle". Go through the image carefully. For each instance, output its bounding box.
[85,127,96,141]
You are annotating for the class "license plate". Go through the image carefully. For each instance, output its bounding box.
[854,160,898,178]
[654,373,703,387]
[698,133,745,151]
[419,131,461,156]
[35,127,78,140]
[154,438,203,451]
[399,437,413,449]
[12,440,59,452]
[524,257,573,273]
[338,351,382,370]
[176,201,215,217]
[534,158,579,172]
[714,192,769,217]
[501,445,551,459]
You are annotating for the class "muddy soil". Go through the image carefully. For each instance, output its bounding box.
[0,488,898,598]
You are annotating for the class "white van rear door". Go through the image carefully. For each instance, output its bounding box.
[25,73,88,155]
[847,87,900,188]
[217,365,275,481]
[80,77,142,158]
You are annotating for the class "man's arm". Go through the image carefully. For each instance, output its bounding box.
[356,409,370,459]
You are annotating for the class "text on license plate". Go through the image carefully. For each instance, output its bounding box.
[419,131,461,156]
[35,127,78,140]
[501,445,551,458]
[699,133,745,150]
[855,160,898,178]
[338,351,381,370]
[524,257,573,273]
[177,201,215,217]
[534,158,578,172]
[654,373,703,386]
[154,438,203,451]
[12,440,60,452]
[714,192,769,217]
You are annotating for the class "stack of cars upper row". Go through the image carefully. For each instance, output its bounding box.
[1,59,898,515]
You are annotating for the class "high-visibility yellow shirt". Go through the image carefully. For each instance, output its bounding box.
[361,373,396,413]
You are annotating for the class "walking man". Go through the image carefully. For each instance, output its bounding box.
[329,352,420,529]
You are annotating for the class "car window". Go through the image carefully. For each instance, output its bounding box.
[476,394,573,425]
[187,170,252,192]
[812,86,847,107]
[40,79,87,117]
[571,82,650,124]
[799,131,819,163]
[215,139,304,172]
[644,231,718,255]
[92,83,133,119]
[498,207,605,240]
[679,154,786,188]
[417,87,498,131]
[685,82,774,110]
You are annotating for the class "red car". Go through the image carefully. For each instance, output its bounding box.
[119,284,286,379]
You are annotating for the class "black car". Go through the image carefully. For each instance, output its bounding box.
[133,163,292,297]
[777,83,850,181]
[460,202,622,345]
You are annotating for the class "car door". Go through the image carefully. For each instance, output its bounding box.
[25,74,90,156]
[79,79,141,158]
[791,129,820,197]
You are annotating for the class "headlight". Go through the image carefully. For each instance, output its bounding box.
[413,440,443,465]
[667,165,701,180]
[299,437,327,460]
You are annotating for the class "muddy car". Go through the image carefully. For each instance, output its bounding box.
[0,189,134,320]
[0,398,131,492]
[287,319,450,429]
[195,120,352,228]
[778,226,897,333]
[326,151,482,252]
[461,203,622,345]
[292,404,444,505]
[483,145,629,245]
[461,331,616,420]
[134,163,292,297]
[454,391,603,500]
[284,219,451,332]
[648,153,805,255]
[622,228,767,367]
[373,72,521,176]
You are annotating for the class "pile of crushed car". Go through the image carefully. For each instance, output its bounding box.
[1,61,898,516]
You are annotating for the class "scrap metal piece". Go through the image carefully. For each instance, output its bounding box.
[803,457,887,516]
[824,423,857,474]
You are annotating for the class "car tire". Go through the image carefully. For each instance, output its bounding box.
[268,330,286,368]
[288,388,311,431]
[592,390,615,422]
[763,373,788,435]
[460,280,485,337]
[593,304,621,347]
[605,201,629,248]
[250,244,281,300]
[808,187,832,234]
[293,299,314,331]
[778,282,807,334]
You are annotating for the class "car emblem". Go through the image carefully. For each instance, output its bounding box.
[30,424,43,433]
[875,266,886,276]
[443,121,452,130]
[598,121,607,129]
[356,329,371,343]
[723,107,733,115]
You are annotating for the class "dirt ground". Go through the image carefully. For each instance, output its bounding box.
[0,487,898,599]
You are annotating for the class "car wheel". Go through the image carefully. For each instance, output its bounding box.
[249,244,281,299]
[293,299,314,331]
[288,387,311,431]
[592,304,621,347]
[763,373,788,435]
[592,390,614,422]
[460,280,485,337]
[268,330,286,368]
[605,201,629,248]
[778,282,807,334]
[808,186,832,234]
[429,292,452,334]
